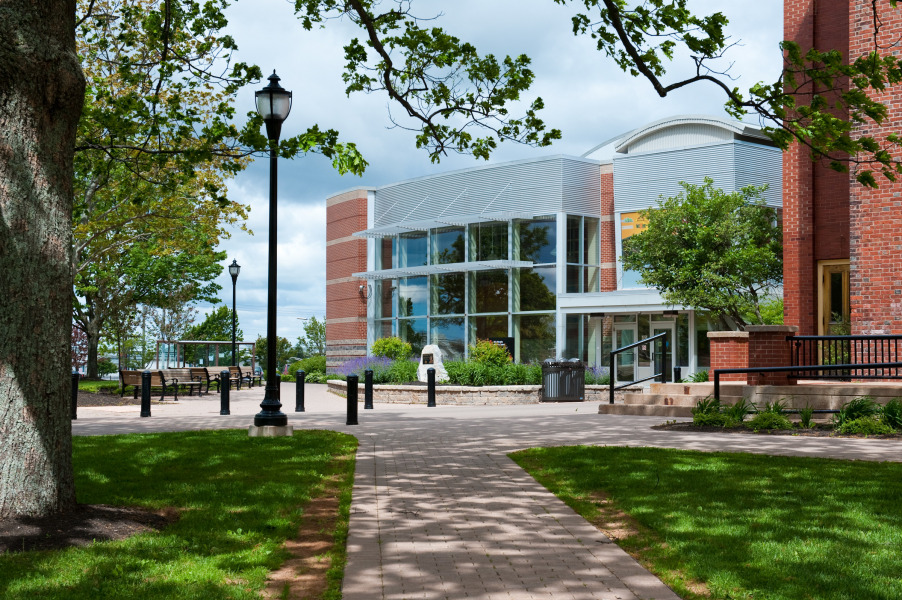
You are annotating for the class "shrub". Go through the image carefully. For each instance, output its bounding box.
[334,356,393,380]
[798,404,815,429]
[97,357,118,377]
[371,337,412,361]
[881,398,902,430]
[834,396,881,427]
[837,416,896,436]
[692,396,721,416]
[585,366,611,385]
[291,355,327,376]
[757,399,789,415]
[385,359,418,384]
[469,339,512,367]
[747,411,792,431]
[724,398,754,423]
[693,412,737,427]
[689,370,709,383]
[444,360,541,386]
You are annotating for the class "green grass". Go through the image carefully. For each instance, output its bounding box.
[511,446,902,600]
[78,379,120,393]
[0,430,357,599]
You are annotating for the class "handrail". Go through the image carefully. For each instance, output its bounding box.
[609,332,668,404]
[712,362,902,402]
[787,334,902,380]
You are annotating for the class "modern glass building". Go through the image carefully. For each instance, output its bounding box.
[325,115,782,381]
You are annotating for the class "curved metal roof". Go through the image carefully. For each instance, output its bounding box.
[612,114,769,154]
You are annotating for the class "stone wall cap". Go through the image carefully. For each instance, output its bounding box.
[744,325,800,333]
[707,331,749,339]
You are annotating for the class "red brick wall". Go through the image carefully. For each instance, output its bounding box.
[708,332,749,382]
[326,190,370,370]
[848,0,902,335]
[783,0,852,335]
[745,326,799,386]
[599,165,617,292]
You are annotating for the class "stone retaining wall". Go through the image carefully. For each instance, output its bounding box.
[327,381,639,405]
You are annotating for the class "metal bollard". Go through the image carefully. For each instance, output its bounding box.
[427,367,436,407]
[71,372,79,420]
[673,367,682,383]
[295,370,306,412]
[364,369,373,409]
[346,375,359,425]
[220,370,230,415]
[140,370,151,417]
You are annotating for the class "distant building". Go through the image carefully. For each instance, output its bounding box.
[325,115,782,381]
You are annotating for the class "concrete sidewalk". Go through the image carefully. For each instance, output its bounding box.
[73,383,902,600]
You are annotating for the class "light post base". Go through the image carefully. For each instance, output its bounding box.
[248,425,294,437]
[253,374,287,427]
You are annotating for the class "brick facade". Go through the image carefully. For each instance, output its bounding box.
[783,0,901,336]
[325,190,370,370]
[744,326,799,386]
[707,332,749,382]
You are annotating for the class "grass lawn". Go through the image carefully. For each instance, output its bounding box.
[0,429,357,599]
[511,446,902,600]
[77,379,120,393]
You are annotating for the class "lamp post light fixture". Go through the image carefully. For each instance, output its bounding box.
[228,259,240,366]
[253,70,292,429]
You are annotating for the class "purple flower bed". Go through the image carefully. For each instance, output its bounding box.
[335,356,394,377]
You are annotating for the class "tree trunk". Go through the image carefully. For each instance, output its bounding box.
[0,2,85,518]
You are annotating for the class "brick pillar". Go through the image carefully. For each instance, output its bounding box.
[708,332,749,382]
[745,325,799,386]
[599,165,617,292]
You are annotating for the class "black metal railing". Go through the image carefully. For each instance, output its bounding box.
[712,362,902,402]
[608,332,668,404]
[788,335,902,380]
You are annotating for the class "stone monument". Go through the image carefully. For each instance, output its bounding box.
[417,344,449,383]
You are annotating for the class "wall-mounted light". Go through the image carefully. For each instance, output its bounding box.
[359,284,372,299]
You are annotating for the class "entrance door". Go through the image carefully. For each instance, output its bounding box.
[613,324,637,383]
[819,261,850,335]
[652,323,675,382]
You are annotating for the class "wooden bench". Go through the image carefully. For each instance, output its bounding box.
[119,370,179,401]
[226,366,245,390]
[163,368,204,396]
[238,366,263,388]
[189,367,221,394]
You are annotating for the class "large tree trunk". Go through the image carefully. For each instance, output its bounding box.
[0,1,85,518]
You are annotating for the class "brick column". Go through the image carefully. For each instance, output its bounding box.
[708,332,749,382]
[745,325,799,386]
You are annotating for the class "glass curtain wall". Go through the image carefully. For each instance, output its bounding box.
[566,215,600,293]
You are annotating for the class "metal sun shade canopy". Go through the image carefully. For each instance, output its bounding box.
[352,210,538,239]
[353,260,534,280]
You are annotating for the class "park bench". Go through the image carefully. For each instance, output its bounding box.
[119,370,179,401]
[163,368,204,396]
[189,367,221,394]
[238,365,263,388]
[226,366,243,390]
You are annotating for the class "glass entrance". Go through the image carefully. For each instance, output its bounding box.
[820,261,850,335]
[652,324,675,382]
[613,325,637,383]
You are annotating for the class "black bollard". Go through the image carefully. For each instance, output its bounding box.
[364,369,373,409]
[427,367,436,407]
[220,370,230,415]
[346,374,359,425]
[673,367,682,383]
[71,372,79,420]
[140,370,151,417]
[295,370,306,412]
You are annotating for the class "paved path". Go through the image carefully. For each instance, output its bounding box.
[73,384,902,600]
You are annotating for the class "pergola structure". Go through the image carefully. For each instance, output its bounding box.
[154,340,257,371]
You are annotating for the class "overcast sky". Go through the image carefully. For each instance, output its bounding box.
[196,0,783,344]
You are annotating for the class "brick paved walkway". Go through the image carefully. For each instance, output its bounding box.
[73,384,901,600]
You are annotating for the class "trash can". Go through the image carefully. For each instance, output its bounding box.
[541,358,585,402]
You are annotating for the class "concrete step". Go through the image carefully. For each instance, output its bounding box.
[648,382,746,396]
[621,392,743,407]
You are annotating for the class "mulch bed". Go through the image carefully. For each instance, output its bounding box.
[652,421,902,439]
[0,504,178,553]
[77,390,168,407]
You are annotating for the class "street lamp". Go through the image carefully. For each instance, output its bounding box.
[228,259,240,366]
[254,70,292,428]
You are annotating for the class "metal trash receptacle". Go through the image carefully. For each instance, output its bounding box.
[541,358,585,402]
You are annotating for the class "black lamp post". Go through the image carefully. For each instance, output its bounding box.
[228,259,240,366]
[254,70,292,428]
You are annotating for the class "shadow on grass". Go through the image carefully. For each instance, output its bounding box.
[0,429,356,600]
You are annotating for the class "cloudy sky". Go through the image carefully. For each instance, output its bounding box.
[197,0,783,344]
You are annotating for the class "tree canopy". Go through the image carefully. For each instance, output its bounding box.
[621,178,783,328]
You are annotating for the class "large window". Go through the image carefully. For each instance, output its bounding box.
[470,222,508,261]
[515,314,556,363]
[566,215,600,293]
[399,231,427,267]
[431,272,465,315]
[431,317,465,361]
[399,276,427,317]
[470,269,508,314]
[377,237,395,270]
[512,267,556,312]
[515,216,556,264]
[431,226,465,264]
